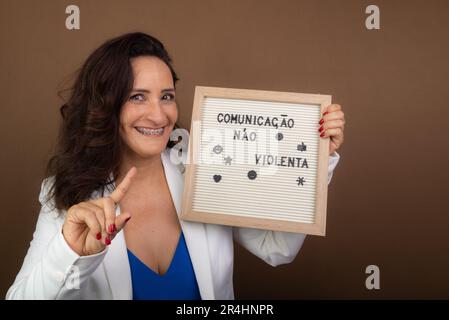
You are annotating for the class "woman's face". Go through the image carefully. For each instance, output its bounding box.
[119,56,178,159]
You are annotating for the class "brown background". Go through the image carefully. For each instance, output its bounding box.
[1,0,448,299]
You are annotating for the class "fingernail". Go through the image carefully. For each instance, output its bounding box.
[108,224,116,233]
[318,126,324,132]
[319,118,324,125]
[105,236,111,246]
[96,232,101,240]
[323,111,329,116]
[125,217,131,223]
[320,132,325,137]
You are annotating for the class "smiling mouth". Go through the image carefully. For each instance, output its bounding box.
[135,126,165,136]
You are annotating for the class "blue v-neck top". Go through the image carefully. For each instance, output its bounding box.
[126,232,201,300]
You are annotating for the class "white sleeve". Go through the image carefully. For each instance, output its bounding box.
[233,151,341,267]
[5,178,108,300]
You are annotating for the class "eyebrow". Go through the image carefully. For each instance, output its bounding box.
[131,88,175,93]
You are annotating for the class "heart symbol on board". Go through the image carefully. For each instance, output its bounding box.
[213,174,222,183]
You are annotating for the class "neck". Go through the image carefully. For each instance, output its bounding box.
[117,149,165,189]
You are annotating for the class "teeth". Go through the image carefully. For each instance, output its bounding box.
[135,127,164,136]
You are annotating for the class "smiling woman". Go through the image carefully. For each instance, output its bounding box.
[6,32,342,300]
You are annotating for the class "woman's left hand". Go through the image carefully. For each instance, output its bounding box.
[318,104,345,155]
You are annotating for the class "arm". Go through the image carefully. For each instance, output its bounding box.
[5,178,108,300]
[232,151,341,267]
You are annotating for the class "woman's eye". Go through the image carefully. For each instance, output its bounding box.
[130,94,145,102]
[162,93,175,101]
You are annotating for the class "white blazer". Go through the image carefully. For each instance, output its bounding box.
[6,148,340,300]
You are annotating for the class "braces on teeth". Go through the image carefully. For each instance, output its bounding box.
[136,127,164,135]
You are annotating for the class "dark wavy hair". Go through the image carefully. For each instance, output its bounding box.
[44,32,180,211]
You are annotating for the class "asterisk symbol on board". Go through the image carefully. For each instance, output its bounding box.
[296,177,305,186]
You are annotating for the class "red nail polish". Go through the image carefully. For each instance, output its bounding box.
[108,224,116,233]
[323,111,329,116]
[319,119,324,125]
[105,236,111,245]
[319,126,324,132]
[320,132,325,137]
[96,232,101,240]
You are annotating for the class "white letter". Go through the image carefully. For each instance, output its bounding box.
[170,128,190,166]
[365,5,380,30]
[65,266,80,290]
[65,5,80,30]
[365,265,380,290]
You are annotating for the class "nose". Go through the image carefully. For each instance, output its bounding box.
[143,98,168,126]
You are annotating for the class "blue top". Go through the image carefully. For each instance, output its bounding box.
[126,232,202,300]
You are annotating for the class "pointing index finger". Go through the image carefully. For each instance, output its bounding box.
[110,167,137,205]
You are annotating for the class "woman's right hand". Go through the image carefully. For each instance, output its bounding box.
[62,167,137,256]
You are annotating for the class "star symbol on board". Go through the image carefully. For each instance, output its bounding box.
[224,156,232,165]
[296,177,305,186]
[297,142,307,152]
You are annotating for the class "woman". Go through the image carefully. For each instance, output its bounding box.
[6,32,345,299]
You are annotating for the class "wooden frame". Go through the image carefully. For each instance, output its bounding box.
[180,86,331,236]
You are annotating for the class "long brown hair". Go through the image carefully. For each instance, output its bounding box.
[44,32,180,211]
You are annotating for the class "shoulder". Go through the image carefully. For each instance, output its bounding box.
[36,176,67,221]
[38,176,55,207]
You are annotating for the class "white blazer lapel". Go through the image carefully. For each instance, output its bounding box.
[161,149,216,300]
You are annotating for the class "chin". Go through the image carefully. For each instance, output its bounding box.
[122,126,173,158]
[137,142,167,157]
